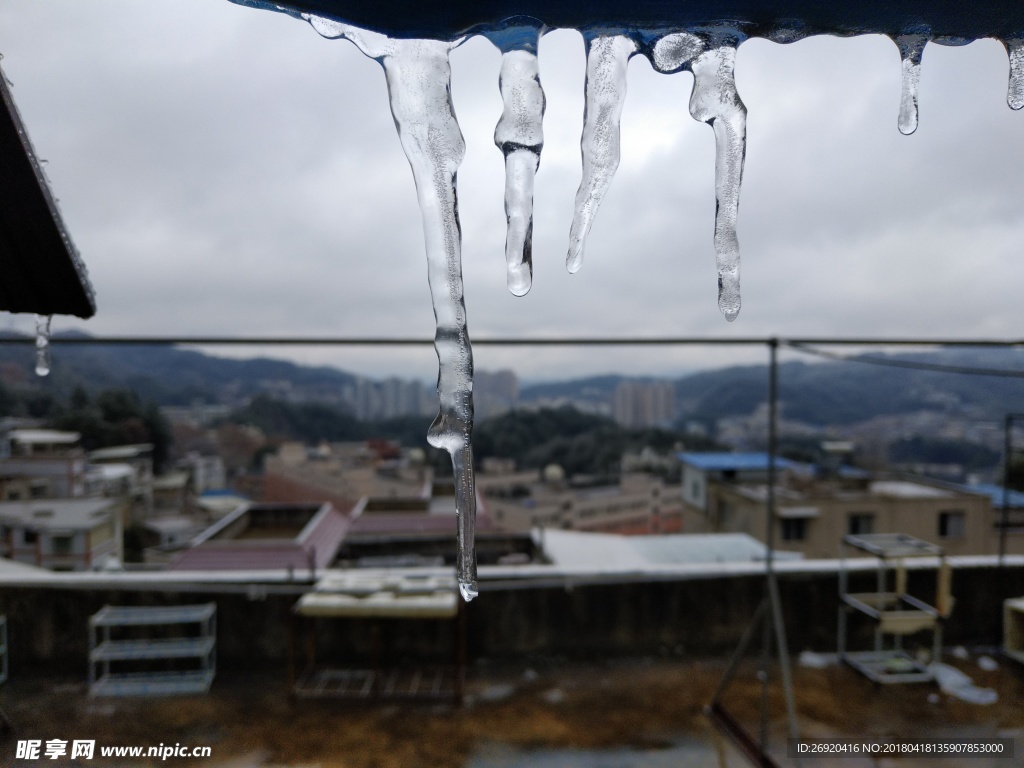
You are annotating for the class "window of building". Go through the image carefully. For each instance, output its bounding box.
[781,518,807,541]
[51,535,73,555]
[23,529,37,545]
[938,511,965,539]
[847,513,875,536]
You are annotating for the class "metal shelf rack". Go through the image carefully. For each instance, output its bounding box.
[88,604,216,697]
[838,533,951,684]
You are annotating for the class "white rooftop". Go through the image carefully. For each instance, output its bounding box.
[536,530,801,571]
[870,481,955,499]
[0,498,115,530]
[143,516,206,534]
[8,429,80,445]
[88,463,134,481]
[89,444,153,461]
[198,494,249,516]
[0,556,47,575]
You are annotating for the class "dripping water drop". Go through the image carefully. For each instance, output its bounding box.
[34,315,52,377]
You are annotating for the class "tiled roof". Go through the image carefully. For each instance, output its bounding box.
[169,504,351,571]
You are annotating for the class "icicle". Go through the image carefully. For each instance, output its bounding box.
[304,14,478,600]
[896,34,928,135]
[491,27,546,297]
[34,315,51,377]
[566,35,637,274]
[651,31,705,74]
[689,43,746,321]
[1007,40,1024,110]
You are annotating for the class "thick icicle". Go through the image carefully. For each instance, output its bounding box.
[304,15,478,600]
[1007,40,1024,110]
[566,34,636,274]
[492,29,546,297]
[896,35,928,135]
[34,314,51,377]
[689,43,746,321]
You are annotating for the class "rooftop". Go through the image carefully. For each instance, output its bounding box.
[2,656,1021,767]
[677,452,798,472]
[6,429,80,445]
[869,480,957,499]
[964,483,1024,508]
[537,530,800,571]
[88,444,153,461]
[169,502,351,571]
[0,498,114,529]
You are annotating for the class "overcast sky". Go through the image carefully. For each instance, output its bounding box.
[1,1,1022,384]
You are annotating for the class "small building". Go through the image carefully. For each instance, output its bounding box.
[152,471,191,514]
[679,452,798,513]
[0,428,87,499]
[176,451,226,495]
[0,498,119,571]
[261,440,431,511]
[482,469,682,535]
[88,443,155,519]
[679,452,996,558]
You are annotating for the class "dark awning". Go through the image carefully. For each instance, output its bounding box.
[230,0,1024,42]
[0,64,96,319]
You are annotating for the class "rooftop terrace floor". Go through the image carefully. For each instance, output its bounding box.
[1,655,1022,766]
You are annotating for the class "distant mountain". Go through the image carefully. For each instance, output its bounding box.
[522,347,1024,428]
[678,347,1024,426]
[520,375,625,403]
[2,333,1023,432]
[0,331,358,407]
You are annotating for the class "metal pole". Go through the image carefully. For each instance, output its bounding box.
[764,338,800,748]
[766,338,779,564]
[1001,414,1012,567]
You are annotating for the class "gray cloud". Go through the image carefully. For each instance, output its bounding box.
[1,2,1022,383]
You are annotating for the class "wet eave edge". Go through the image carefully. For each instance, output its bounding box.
[231,0,1024,41]
[0,62,96,319]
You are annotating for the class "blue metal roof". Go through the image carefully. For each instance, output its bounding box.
[677,452,797,472]
[962,483,1024,509]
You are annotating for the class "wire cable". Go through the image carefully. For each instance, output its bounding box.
[785,342,1024,379]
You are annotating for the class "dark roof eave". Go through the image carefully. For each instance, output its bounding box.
[0,64,95,319]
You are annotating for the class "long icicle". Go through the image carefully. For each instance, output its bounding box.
[896,34,928,135]
[304,15,478,600]
[1006,39,1024,111]
[567,34,636,274]
[689,43,747,321]
[380,42,477,601]
[493,26,546,296]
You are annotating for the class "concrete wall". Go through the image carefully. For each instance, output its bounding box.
[1,564,1022,675]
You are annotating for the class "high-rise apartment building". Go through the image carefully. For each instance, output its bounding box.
[613,380,676,429]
